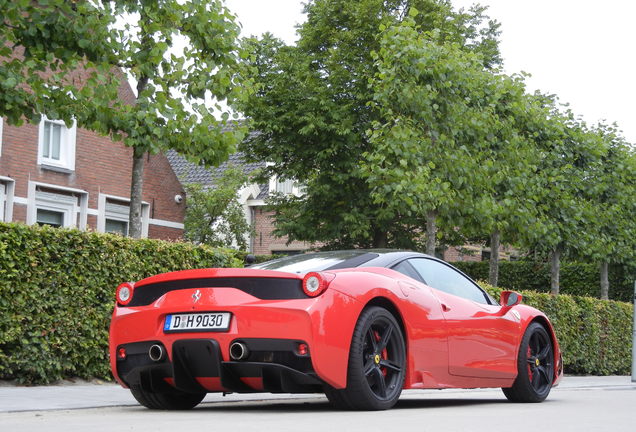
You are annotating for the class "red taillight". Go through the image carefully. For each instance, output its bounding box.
[117,347,127,360]
[297,343,309,356]
[116,282,135,306]
[302,272,334,297]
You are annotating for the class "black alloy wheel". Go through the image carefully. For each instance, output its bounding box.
[325,306,406,410]
[503,322,554,403]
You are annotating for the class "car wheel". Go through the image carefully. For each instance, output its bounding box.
[326,306,406,410]
[130,385,206,410]
[502,322,554,403]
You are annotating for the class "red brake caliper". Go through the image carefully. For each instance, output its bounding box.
[374,330,388,377]
[527,346,533,381]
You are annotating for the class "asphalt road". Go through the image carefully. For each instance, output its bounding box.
[1,377,635,432]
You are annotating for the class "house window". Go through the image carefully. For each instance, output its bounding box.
[97,194,149,237]
[36,209,65,227]
[0,117,4,157]
[26,182,88,229]
[0,183,5,221]
[0,177,15,222]
[275,177,295,194]
[105,199,131,236]
[37,115,77,171]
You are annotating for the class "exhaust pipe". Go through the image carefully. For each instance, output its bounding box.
[229,341,249,361]
[148,344,164,362]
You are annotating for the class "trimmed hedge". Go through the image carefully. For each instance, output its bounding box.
[0,222,239,384]
[456,260,635,302]
[0,224,633,383]
[480,283,633,375]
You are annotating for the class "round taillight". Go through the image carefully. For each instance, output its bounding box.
[116,282,134,306]
[302,272,330,297]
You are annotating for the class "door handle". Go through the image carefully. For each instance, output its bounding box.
[441,303,451,312]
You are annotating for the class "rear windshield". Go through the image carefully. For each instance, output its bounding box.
[252,251,378,273]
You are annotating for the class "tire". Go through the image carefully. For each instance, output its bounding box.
[326,306,406,410]
[502,322,554,403]
[130,385,206,410]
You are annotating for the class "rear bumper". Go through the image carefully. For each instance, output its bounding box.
[109,287,363,390]
[116,338,324,394]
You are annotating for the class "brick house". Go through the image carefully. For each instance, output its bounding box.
[167,150,314,255]
[0,77,186,240]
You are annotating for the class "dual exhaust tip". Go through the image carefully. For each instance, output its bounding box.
[147,342,249,362]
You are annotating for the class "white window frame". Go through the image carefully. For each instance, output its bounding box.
[268,174,304,197]
[37,115,77,171]
[0,176,15,222]
[0,117,4,157]
[26,181,88,229]
[97,193,149,238]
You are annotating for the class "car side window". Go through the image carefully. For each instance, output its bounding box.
[391,260,423,282]
[407,258,491,305]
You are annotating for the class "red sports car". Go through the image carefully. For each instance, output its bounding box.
[109,250,563,410]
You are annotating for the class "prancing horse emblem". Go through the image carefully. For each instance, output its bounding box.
[192,289,201,304]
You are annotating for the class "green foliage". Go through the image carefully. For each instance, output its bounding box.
[238,0,501,248]
[457,260,635,302]
[184,166,253,249]
[0,0,117,125]
[0,222,238,384]
[479,282,633,375]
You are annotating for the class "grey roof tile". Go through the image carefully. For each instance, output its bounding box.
[167,150,267,196]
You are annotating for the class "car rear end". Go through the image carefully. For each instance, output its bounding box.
[109,268,354,396]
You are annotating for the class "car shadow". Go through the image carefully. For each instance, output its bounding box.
[185,396,507,413]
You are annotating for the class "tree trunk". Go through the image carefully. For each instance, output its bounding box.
[372,228,387,248]
[129,149,145,238]
[600,261,609,300]
[488,230,500,287]
[550,246,561,296]
[425,210,437,256]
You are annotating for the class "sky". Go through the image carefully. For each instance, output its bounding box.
[225,0,636,144]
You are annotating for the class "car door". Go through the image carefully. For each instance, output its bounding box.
[407,258,521,379]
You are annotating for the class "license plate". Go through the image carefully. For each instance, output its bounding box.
[164,312,231,333]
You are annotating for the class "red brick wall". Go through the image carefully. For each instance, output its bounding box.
[0,68,184,240]
[251,208,314,255]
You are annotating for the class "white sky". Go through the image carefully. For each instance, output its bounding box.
[225,0,635,144]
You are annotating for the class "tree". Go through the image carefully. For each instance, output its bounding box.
[238,0,500,249]
[470,78,549,287]
[1,0,117,126]
[364,17,499,256]
[184,166,252,249]
[3,1,250,238]
[518,97,604,295]
[580,123,636,299]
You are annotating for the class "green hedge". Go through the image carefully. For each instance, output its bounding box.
[481,283,633,375]
[456,260,635,302]
[0,224,633,383]
[0,222,239,384]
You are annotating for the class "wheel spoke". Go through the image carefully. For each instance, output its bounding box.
[378,324,393,351]
[531,365,543,390]
[538,366,551,388]
[366,328,379,353]
[537,343,551,361]
[364,358,376,377]
[380,359,402,373]
[372,367,387,398]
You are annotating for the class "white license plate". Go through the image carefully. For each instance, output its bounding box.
[164,312,231,332]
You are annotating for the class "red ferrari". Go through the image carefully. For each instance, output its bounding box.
[109,250,563,410]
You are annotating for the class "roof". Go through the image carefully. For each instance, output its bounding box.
[166,150,266,188]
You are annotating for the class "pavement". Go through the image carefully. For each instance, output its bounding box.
[1,375,634,413]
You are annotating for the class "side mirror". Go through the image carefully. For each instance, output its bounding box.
[244,254,256,267]
[500,290,522,308]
